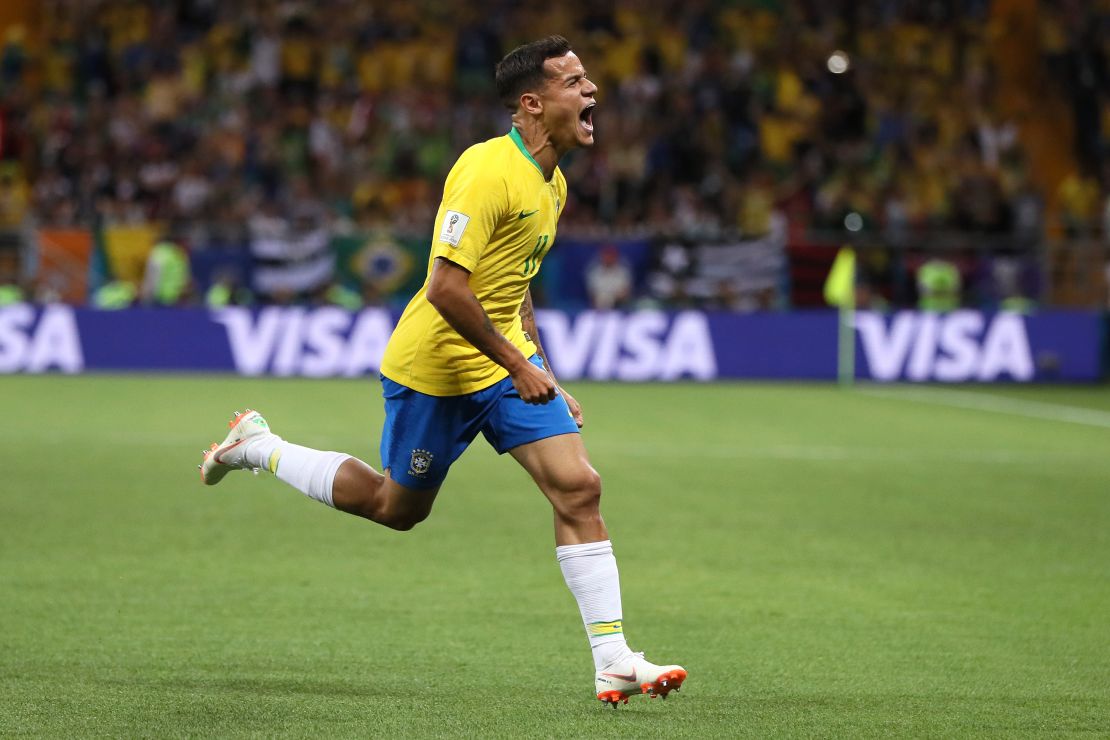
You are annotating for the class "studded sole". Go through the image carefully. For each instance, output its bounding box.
[597,668,687,707]
[641,668,687,699]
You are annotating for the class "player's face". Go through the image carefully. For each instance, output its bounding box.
[540,51,598,150]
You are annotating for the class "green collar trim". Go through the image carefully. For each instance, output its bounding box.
[508,127,544,176]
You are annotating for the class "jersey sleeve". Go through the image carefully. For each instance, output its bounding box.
[430,148,509,272]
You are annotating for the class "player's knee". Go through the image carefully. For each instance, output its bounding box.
[581,468,602,505]
[363,498,431,531]
[377,507,430,531]
[554,468,602,519]
[384,515,422,531]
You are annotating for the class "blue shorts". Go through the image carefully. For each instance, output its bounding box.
[379,354,579,489]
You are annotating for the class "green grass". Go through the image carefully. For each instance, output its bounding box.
[2,376,1109,737]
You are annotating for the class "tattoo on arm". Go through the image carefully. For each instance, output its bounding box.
[476,295,499,337]
[470,295,520,360]
[427,258,527,372]
[519,291,534,325]
[519,290,554,377]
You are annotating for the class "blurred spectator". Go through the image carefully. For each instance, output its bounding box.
[205,267,253,309]
[0,282,22,304]
[1,25,28,88]
[917,258,962,313]
[0,164,28,297]
[0,167,29,229]
[1057,166,1101,238]
[585,244,633,310]
[140,233,192,306]
[993,258,1036,314]
[92,280,137,309]
[325,281,362,311]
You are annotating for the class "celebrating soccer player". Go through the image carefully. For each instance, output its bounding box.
[200,35,686,706]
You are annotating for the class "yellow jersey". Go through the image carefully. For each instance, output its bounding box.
[380,128,567,396]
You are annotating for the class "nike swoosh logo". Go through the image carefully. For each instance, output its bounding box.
[518,210,540,219]
[214,438,247,465]
[601,669,637,683]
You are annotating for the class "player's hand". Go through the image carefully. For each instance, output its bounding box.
[559,387,584,428]
[510,360,558,404]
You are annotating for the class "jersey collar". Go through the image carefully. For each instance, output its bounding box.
[508,127,545,177]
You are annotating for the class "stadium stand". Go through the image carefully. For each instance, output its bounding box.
[0,0,1106,310]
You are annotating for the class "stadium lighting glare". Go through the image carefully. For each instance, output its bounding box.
[827,50,850,74]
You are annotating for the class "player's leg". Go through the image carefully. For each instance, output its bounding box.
[482,362,686,705]
[510,433,627,663]
[507,431,605,545]
[199,409,440,530]
[510,433,687,705]
[200,375,476,529]
[330,460,440,531]
[509,433,686,704]
[241,429,442,530]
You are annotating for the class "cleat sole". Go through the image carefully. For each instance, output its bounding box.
[639,668,687,698]
[597,690,629,707]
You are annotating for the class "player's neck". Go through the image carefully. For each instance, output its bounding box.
[511,118,562,180]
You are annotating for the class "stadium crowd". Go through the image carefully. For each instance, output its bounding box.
[0,0,1107,308]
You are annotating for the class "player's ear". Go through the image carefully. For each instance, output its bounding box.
[519,90,543,116]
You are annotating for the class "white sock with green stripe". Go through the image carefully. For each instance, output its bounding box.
[245,436,349,508]
[556,539,634,670]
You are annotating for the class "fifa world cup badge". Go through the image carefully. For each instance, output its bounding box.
[409,449,433,477]
[439,210,469,246]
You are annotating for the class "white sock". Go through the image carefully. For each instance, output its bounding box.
[245,435,349,508]
[556,539,634,670]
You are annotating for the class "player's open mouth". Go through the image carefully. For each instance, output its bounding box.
[579,102,596,134]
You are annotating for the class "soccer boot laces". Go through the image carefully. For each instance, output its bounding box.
[198,409,275,485]
[595,651,687,707]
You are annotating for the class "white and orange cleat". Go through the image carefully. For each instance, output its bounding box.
[595,652,687,708]
[198,410,275,486]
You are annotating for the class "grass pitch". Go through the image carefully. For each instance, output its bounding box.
[1,376,1108,737]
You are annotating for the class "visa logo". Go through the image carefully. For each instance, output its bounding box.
[214,306,393,377]
[0,304,84,373]
[856,311,1034,382]
[537,310,717,381]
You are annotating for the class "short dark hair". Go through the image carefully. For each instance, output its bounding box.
[494,35,573,111]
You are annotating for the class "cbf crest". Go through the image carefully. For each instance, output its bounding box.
[409,449,434,478]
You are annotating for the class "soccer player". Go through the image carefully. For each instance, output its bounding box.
[199,35,686,706]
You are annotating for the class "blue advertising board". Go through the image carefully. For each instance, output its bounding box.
[0,304,1102,382]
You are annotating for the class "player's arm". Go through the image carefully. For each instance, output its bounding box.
[426,258,557,405]
[520,288,583,427]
